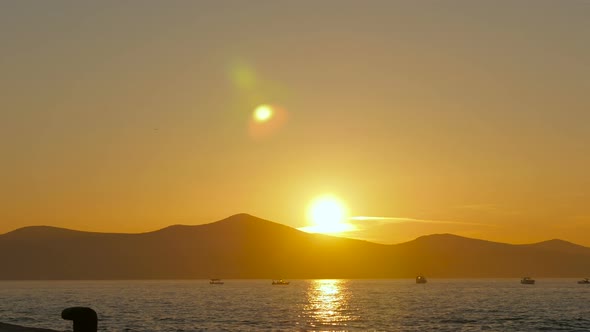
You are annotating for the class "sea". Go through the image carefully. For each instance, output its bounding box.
[1,279,589,331]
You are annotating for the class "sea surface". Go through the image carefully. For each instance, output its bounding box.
[1,279,589,331]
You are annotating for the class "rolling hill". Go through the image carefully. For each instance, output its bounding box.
[1,214,589,279]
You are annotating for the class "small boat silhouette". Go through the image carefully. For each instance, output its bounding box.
[272,279,290,285]
[415,275,427,284]
[521,277,535,284]
[577,278,589,284]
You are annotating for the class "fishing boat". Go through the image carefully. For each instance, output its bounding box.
[272,279,290,285]
[520,277,535,284]
[577,278,590,284]
[209,279,224,285]
[415,275,427,284]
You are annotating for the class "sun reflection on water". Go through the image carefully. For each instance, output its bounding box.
[301,279,359,330]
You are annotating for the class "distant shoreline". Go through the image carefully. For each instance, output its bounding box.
[2,216,589,279]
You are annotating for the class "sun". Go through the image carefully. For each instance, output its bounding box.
[310,197,345,226]
[302,195,355,234]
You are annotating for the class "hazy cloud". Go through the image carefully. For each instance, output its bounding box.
[349,216,493,226]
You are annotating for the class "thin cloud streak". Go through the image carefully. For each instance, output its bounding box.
[349,216,494,226]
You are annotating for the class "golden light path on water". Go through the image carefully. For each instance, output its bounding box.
[301,280,359,329]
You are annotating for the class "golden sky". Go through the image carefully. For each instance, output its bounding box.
[1,1,589,245]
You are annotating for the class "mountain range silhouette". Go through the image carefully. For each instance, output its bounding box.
[1,214,589,279]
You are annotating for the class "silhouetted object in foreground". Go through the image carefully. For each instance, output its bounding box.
[520,276,535,284]
[61,307,97,332]
[578,277,590,284]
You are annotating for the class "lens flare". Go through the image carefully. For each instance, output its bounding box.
[253,105,273,122]
[229,61,257,89]
[248,104,288,140]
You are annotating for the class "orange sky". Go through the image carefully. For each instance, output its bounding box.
[1,1,589,245]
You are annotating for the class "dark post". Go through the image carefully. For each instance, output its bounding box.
[61,307,97,332]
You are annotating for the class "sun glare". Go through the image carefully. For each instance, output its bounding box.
[310,197,345,226]
[301,195,356,234]
[253,105,273,122]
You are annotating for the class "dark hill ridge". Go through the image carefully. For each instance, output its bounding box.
[1,214,589,279]
[522,239,590,255]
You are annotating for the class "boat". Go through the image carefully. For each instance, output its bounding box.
[272,279,290,285]
[415,275,427,284]
[577,278,590,284]
[520,277,535,284]
[209,278,224,285]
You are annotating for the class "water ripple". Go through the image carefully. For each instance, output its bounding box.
[1,279,590,331]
